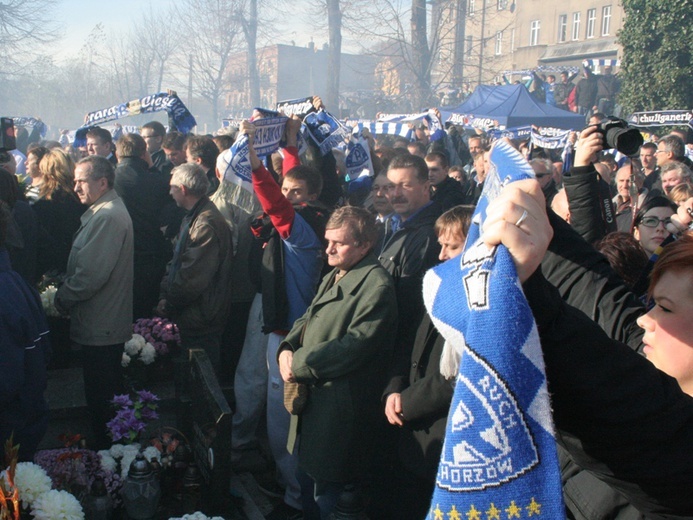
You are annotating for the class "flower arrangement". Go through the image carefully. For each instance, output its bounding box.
[13,463,52,509]
[31,490,84,520]
[149,429,189,471]
[122,335,157,367]
[106,391,160,444]
[39,285,61,318]
[97,443,147,480]
[133,317,180,357]
[33,447,120,505]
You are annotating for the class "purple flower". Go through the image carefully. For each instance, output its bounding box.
[111,394,133,408]
[136,390,159,404]
[140,407,159,421]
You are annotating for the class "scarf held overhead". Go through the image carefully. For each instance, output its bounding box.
[82,91,197,134]
[423,140,565,520]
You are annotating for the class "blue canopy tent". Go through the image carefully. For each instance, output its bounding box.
[444,84,585,130]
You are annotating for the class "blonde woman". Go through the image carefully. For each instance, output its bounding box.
[33,149,86,276]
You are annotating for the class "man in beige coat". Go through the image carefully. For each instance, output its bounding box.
[56,155,134,449]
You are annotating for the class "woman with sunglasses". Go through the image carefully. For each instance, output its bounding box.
[632,195,677,257]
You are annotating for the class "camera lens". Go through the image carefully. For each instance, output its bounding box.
[605,126,643,156]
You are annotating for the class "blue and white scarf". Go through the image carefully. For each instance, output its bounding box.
[353,121,414,140]
[423,140,565,520]
[276,96,316,118]
[487,126,532,142]
[82,91,196,134]
[530,127,571,149]
[303,109,351,155]
[424,109,446,142]
[12,117,47,138]
[345,128,374,181]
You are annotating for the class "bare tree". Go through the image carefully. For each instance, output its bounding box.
[237,0,261,107]
[0,0,60,75]
[132,9,179,93]
[178,0,243,125]
[325,0,342,112]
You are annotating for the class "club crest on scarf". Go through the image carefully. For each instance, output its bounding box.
[423,139,566,519]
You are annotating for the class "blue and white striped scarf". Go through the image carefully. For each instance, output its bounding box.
[423,140,566,520]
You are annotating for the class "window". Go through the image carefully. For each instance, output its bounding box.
[468,0,475,16]
[558,14,567,43]
[586,8,596,38]
[497,0,508,10]
[529,20,540,46]
[495,31,503,55]
[602,5,612,36]
[466,36,473,57]
[511,28,516,51]
[572,12,581,41]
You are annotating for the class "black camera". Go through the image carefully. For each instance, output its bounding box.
[595,118,643,156]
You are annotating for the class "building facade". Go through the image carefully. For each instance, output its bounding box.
[433,0,624,89]
[224,43,378,117]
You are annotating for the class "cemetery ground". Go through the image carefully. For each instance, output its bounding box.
[41,346,278,520]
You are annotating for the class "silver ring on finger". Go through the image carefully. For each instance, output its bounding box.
[514,209,528,228]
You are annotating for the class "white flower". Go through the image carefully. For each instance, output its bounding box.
[140,342,157,365]
[40,286,60,318]
[124,334,146,356]
[98,453,117,473]
[31,489,84,520]
[142,446,161,463]
[121,353,131,368]
[109,444,125,459]
[13,462,52,509]
[120,449,140,479]
[122,443,141,456]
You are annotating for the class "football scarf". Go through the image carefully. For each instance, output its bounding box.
[423,139,566,520]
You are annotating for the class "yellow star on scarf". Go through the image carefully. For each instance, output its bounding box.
[505,501,521,518]
[448,505,462,520]
[433,504,444,520]
[485,503,501,520]
[526,498,541,516]
[465,505,480,520]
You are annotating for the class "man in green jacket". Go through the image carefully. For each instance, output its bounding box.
[278,206,398,519]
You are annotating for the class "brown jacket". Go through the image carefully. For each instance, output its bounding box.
[161,197,233,335]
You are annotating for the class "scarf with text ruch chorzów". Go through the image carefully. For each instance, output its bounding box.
[423,139,566,520]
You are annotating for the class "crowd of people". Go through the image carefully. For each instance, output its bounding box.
[1,91,693,520]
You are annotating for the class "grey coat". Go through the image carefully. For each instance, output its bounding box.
[56,189,134,346]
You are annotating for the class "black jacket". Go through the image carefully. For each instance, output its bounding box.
[385,312,453,481]
[379,202,443,389]
[563,164,617,245]
[432,175,467,212]
[114,156,171,257]
[524,268,693,519]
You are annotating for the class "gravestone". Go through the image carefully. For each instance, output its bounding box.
[185,349,234,515]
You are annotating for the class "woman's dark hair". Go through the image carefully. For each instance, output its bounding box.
[595,232,648,289]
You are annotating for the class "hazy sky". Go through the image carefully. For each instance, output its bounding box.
[53,0,334,61]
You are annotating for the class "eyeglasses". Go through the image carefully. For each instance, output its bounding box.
[654,150,667,154]
[638,216,671,228]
